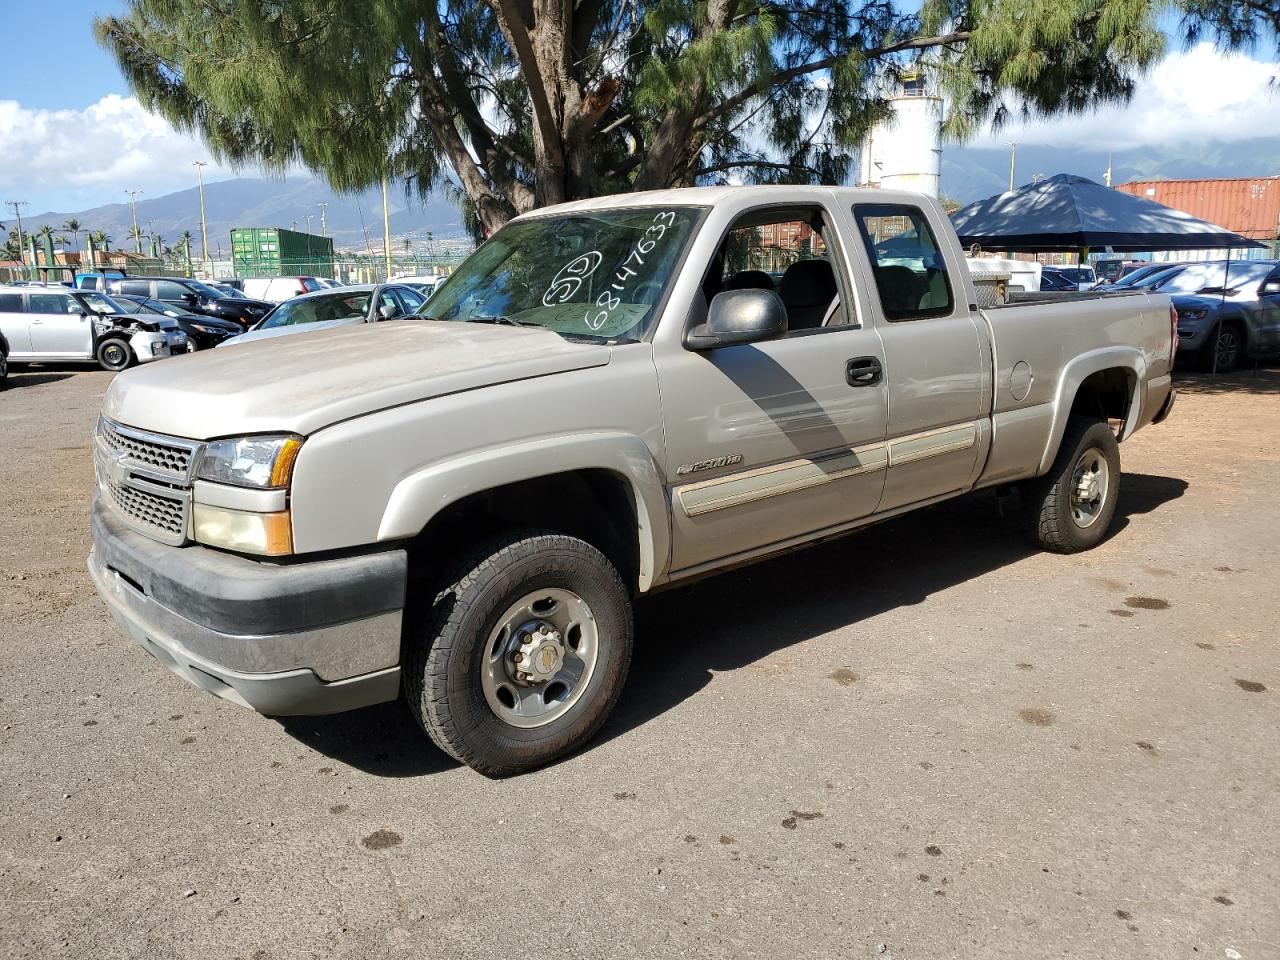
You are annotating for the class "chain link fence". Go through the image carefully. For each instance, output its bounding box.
[196,253,472,284]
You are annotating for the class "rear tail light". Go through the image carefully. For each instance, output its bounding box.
[1169,304,1179,361]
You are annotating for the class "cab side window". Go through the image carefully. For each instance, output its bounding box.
[0,293,25,312]
[704,209,849,334]
[854,204,954,322]
[117,280,150,297]
[155,280,190,300]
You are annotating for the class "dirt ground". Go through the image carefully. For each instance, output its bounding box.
[1,364,1278,960]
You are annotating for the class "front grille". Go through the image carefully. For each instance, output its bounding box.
[106,476,187,538]
[100,419,194,479]
[96,418,201,545]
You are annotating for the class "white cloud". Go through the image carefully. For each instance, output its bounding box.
[0,94,245,213]
[968,43,1280,151]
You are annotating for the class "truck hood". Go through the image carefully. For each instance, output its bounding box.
[103,320,611,439]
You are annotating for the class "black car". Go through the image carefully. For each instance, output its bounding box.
[111,294,243,350]
[105,276,272,328]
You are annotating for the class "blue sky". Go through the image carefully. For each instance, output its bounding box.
[1,4,1277,216]
[7,1,128,110]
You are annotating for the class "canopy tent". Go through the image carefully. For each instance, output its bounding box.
[950,174,1262,253]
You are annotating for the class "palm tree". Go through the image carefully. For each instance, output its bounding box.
[90,229,112,252]
[62,218,82,251]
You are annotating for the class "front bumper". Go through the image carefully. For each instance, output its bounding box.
[89,497,405,716]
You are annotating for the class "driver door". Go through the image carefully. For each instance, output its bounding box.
[657,204,889,573]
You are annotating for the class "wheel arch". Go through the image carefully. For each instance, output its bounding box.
[1038,349,1143,475]
[379,433,670,593]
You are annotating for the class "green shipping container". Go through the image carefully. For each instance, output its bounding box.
[230,227,336,279]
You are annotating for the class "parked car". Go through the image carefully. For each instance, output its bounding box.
[220,283,427,347]
[1092,262,1173,291]
[1171,260,1280,370]
[1039,268,1079,292]
[313,278,345,289]
[111,294,243,351]
[104,276,273,328]
[0,328,8,385]
[240,276,327,303]
[0,285,184,370]
[1053,266,1096,290]
[88,185,1177,776]
[1093,259,1150,284]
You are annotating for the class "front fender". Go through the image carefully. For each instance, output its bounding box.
[1038,347,1145,475]
[377,432,671,592]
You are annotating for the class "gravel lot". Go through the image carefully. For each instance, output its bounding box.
[2,364,1278,960]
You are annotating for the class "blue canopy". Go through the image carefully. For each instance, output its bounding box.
[950,174,1262,252]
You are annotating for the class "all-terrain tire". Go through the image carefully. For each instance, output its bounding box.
[404,530,634,777]
[1020,417,1120,554]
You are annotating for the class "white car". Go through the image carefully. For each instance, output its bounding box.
[219,283,427,347]
[239,276,327,303]
[0,285,185,371]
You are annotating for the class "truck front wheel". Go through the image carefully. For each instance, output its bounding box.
[1020,418,1120,553]
[405,530,634,776]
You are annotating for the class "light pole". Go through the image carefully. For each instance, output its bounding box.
[126,190,143,254]
[5,200,29,274]
[1007,143,1017,192]
[317,202,328,238]
[193,161,210,276]
[381,175,392,281]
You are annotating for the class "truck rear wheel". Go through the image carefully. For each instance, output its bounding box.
[1020,418,1120,554]
[405,530,634,776]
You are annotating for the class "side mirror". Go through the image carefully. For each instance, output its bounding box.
[685,289,788,351]
[1260,278,1280,297]
[377,304,397,320]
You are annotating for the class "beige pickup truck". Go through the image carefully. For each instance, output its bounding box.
[89,186,1176,775]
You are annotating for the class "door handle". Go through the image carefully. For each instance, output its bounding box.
[846,356,882,386]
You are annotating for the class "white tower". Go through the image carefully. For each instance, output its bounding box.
[858,74,943,197]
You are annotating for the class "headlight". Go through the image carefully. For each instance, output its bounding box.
[192,505,293,556]
[1179,308,1208,321]
[196,435,302,489]
[190,324,222,334]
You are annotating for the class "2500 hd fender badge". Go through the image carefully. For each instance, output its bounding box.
[676,453,744,476]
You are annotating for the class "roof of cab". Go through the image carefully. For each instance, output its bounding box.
[515,184,936,221]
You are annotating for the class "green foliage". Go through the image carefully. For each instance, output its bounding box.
[95,0,1270,230]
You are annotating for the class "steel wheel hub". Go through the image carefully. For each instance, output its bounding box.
[1070,447,1109,528]
[513,625,565,684]
[480,588,598,729]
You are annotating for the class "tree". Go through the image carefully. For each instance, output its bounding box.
[95,0,1254,235]
[2,229,25,262]
[62,218,83,251]
[90,229,112,252]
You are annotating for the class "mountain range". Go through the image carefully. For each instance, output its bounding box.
[942,137,1280,203]
[15,177,467,254]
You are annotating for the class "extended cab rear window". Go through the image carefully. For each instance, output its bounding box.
[853,204,954,322]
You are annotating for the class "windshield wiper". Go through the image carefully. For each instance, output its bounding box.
[470,314,541,327]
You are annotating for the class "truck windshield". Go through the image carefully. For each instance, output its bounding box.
[419,207,703,342]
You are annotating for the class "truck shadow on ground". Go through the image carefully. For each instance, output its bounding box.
[278,472,1187,778]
